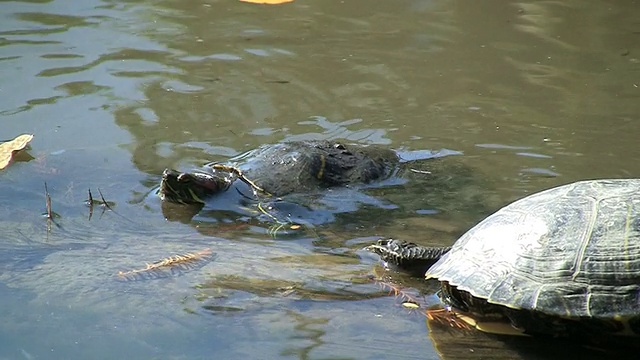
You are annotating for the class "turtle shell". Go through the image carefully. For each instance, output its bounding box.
[426,179,640,321]
[229,141,399,196]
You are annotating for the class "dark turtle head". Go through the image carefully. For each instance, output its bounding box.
[366,239,451,277]
[160,169,232,204]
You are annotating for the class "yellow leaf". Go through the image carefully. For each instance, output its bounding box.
[240,0,293,4]
[0,134,34,170]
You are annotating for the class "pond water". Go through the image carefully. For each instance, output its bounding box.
[1,0,639,359]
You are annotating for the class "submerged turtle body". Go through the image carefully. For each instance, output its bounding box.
[160,140,434,204]
[368,179,640,339]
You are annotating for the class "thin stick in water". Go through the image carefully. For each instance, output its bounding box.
[44,182,52,219]
[87,189,94,220]
[97,188,112,211]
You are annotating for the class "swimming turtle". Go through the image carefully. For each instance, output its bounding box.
[367,179,640,340]
[160,140,454,204]
[160,140,405,204]
[158,140,466,229]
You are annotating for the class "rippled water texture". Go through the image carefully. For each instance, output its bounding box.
[1,0,639,359]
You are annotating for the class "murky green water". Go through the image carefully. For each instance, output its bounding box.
[1,0,639,359]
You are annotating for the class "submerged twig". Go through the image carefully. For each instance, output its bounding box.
[117,248,214,281]
[426,308,473,331]
[375,279,423,308]
[256,202,305,237]
[371,272,471,330]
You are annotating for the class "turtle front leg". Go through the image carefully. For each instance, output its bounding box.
[209,164,271,196]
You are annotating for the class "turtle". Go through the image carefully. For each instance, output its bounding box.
[367,179,640,341]
[159,140,449,204]
[158,140,468,230]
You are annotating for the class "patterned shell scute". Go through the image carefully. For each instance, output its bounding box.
[426,179,640,318]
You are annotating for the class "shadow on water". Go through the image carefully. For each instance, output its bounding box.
[428,318,640,360]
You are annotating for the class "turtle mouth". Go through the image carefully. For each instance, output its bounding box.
[159,169,230,204]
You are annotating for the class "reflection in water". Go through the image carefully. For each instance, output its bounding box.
[196,249,387,308]
[199,272,381,306]
[280,311,330,360]
[428,317,640,360]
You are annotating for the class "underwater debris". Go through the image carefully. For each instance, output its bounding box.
[117,248,214,281]
[86,188,117,220]
[426,308,473,331]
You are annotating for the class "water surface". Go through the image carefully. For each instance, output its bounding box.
[1,0,639,359]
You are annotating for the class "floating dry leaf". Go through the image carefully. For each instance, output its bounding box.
[239,0,294,4]
[0,134,33,170]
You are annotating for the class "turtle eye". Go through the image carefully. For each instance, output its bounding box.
[177,173,191,183]
[333,143,346,150]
